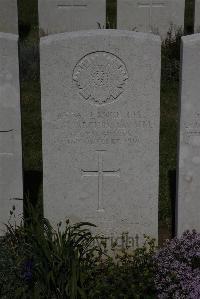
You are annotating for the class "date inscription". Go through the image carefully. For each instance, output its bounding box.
[55,109,154,146]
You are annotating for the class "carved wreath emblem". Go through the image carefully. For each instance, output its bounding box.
[73,52,128,105]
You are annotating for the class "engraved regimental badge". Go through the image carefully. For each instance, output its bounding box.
[73,51,128,105]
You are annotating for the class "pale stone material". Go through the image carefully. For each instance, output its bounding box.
[0,0,18,34]
[195,0,200,32]
[38,0,106,35]
[177,34,200,236]
[40,30,161,243]
[117,0,185,39]
[0,33,23,234]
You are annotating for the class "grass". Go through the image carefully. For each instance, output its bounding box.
[17,0,194,241]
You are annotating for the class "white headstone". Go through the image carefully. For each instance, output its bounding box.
[40,30,161,244]
[0,33,23,234]
[117,0,185,39]
[0,0,18,34]
[195,0,200,32]
[38,0,106,35]
[177,34,200,236]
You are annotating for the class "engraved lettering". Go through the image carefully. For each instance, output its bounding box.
[55,110,153,146]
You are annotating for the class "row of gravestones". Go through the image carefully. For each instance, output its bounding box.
[39,0,200,38]
[1,0,200,37]
[2,0,200,37]
[0,0,200,245]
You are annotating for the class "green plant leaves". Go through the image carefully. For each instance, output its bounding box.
[0,209,157,298]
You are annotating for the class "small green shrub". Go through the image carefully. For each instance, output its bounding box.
[0,215,98,299]
[85,236,156,299]
[3,216,199,299]
[0,213,157,299]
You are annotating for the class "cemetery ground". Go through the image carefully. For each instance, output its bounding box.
[0,0,200,298]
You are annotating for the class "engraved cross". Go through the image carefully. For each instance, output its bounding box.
[81,151,120,212]
[138,0,166,29]
[57,0,87,9]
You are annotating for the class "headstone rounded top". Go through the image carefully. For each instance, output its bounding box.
[38,0,106,35]
[73,51,129,105]
[0,32,18,41]
[181,33,200,45]
[117,0,185,39]
[40,29,161,44]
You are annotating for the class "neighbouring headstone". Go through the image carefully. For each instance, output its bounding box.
[0,0,18,34]
[40,30,161,245]
[177,34,200,236]
[0,33,23,235]
[195,0,200,32]
[117,0,185,39]
[38,0,106,35]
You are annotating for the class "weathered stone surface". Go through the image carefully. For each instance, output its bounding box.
[0,33,23,234]
[0,0,18,34]
[195,0,200,32]
[38,0,106,35]
[40,30,161,244]
[117,0,185,39]
[177,34,200,236]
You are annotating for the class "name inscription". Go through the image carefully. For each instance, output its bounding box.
[55,109,154,146]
